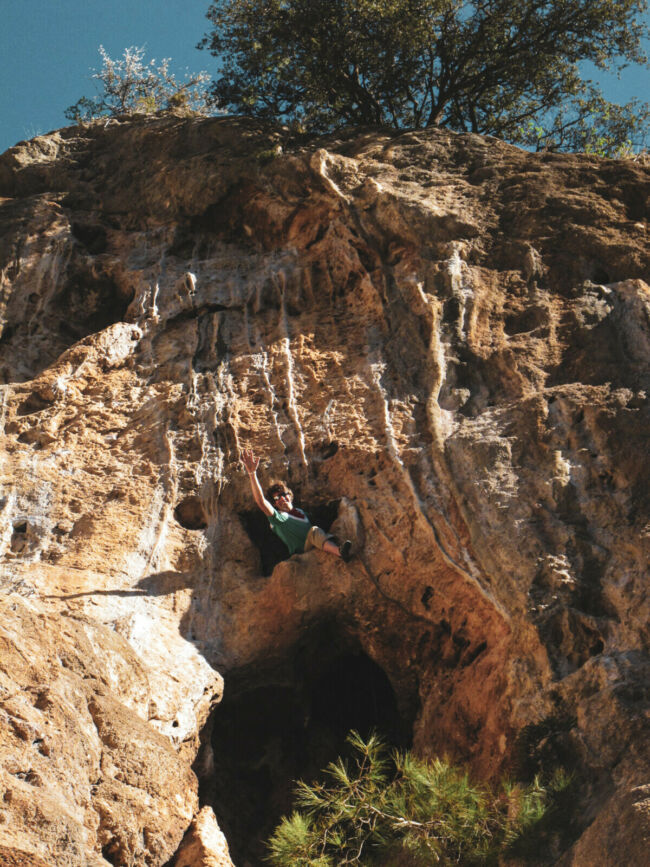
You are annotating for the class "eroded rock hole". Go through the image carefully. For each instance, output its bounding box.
[239,499,340,576]
[504,305,549,336]
[203,640,411,866]
[10,521,32,554]
[71,222,108,254]
[174,496,208,530]
[0,257,134,382]
[101,842,118,866]
[442,295,461,325]
[59,268,132,339]
[320,439,339,459]
[17,392,53,416]
[591,265,610,285]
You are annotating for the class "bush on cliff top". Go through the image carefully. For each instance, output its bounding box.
[200,0,649,155]
[65,46,213,121]
[266,731,562,866]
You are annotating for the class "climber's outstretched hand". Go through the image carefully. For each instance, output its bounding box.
[242,448,273,516]
[242,448,260,476]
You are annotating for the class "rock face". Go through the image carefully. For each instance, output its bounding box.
[173,807,234,867]
[0,116,648,866]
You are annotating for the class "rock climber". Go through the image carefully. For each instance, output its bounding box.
[242,448,353,561]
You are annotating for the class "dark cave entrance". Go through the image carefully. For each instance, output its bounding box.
[199,629,413,866]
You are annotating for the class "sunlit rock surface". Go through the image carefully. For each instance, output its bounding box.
[0,116,648,865]
[173,806,234,867]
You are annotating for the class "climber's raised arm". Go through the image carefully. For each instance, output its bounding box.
[242,448,274,517]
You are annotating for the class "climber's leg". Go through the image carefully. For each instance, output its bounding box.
[304,526,353,561]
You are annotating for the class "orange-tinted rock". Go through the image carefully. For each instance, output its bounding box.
[0,116,648,864]
[173,807,234,867]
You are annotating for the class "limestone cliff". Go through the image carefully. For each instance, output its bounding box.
[0,116,648,866]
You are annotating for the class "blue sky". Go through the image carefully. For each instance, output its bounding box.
[0,0,211,152]
[0,1,648,154]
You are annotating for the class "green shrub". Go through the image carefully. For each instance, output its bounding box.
[266,731,553,866]
[65,46,213,121]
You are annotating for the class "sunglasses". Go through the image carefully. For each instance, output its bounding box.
[272,491,291,502]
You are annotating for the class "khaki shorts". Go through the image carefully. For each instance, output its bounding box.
[304,525,334,552]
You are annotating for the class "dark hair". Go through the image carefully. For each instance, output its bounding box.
[266,481,292,502]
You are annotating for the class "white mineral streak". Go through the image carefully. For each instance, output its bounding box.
[278,276,308,466]
[184,271,197,297]
[403,273,485,587]
[33,235,73,301]
[187,370,218,489]
[151,282,160,321]
[447,243,474,339]
[0,384,7,444]
[214,362,239,484]
[322,399,335,442]
[369,357,399,463]
[310,148,351,202]
[122,485,169,578]
[0,487,17,558]
[254,348,286,457]
[368,350,505,615]
[553,449,572,486]
[408,271,454,443]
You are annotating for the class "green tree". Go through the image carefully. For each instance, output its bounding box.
[200,0,650,154]
[266,731,556,866]
[65,46,213,121]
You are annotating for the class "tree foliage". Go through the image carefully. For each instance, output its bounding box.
[200,0,650,154]
[65,46,213,121]
[266,731,562,866]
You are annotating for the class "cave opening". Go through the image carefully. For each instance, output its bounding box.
[174,496,208,530]
[239,498,340,576]
[200,627,413,866]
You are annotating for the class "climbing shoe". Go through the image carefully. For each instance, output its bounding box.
[341,540,353,562]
